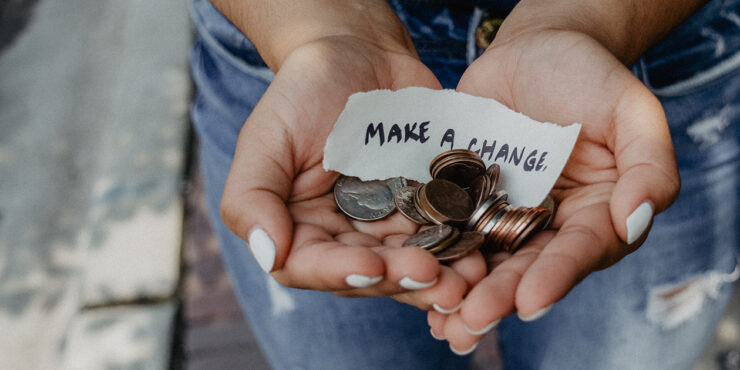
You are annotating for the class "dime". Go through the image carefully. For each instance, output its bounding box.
[402,224,455,251]
[394,186,430,225]
[436,231,485,262]
[334,176,396,221]
[467,190,509,231]
[419,179,475,224]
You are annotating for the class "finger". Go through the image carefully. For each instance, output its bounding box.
[391,266,468,313]
[220,80,309,273]
[514,205,621,317]
[428,311,448,340]
[611,83,680,245]
[459,232,549,334]
[444,313,481,356]
[446,250,487,288]
[270,223,385,290]
[338,245,440,296]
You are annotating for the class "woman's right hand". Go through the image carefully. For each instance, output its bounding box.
[217,3,487,311]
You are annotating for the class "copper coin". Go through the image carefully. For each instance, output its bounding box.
[503,208,539,249]
[394,186,430,225]
[469,174,492,208]
[539,194,557,228]
[402,224,455,251]
[436,231,485,262]
[486,163,501,194]
[434,160,486,195]
[334,176,396,221]
[509,210,551,252]
[420,179,475,224]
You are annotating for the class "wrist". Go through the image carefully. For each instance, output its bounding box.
[495,0,707,64]
[212,0,416,70]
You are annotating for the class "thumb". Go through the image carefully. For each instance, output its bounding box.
[220,94,295,273]
[610,83,680,247]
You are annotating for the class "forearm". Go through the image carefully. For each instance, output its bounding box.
[497,0,709,64]
[210,0,414,70]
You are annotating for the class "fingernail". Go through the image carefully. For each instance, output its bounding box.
[433,302,462,314]
[450,342,478,356]
[345,274,382,288]
[464,319,500,335]
[626,202,653,244]
[430,328,444,341]
[518,304,553,322]
[248,227,276,273]
[399,276,438,290]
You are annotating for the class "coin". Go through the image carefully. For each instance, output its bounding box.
[402,224,455,250]
[467,190,509,231]
[486,163,500,194]
[334,176,396,221]
[436,231,485,262]
[419,179,475,224]
[427,227,461,254]
[539,194,556,228]
[385,177,408,197]
[394,186,430,225]
[509,209,551,252]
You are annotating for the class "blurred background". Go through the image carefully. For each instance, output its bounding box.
[0,0,737,369]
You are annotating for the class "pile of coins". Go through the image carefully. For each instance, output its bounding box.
[333,149,555,262]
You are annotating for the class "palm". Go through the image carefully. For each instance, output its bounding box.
[429,30,679,343]
[224,38,484,305]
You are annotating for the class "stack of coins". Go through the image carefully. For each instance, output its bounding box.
[333,149,556,260]
[401,224,485,262]
[429,149,496,206]
[467,190,553,253]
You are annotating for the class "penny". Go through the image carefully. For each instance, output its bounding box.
[394,186,430,225]
[509,209,551,252]
[420,179,475,224]
[469,174,492,208]
[436,231,485,262]
[486,163,500,194]
[539,194,556,228]
[334,176,396,221]
[402,224,455,250]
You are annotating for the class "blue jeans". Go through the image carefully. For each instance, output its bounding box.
[189,0,740,369]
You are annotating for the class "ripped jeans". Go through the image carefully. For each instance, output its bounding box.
[189,0,740,368]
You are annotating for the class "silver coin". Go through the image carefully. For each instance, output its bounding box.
[394,186,430,225]
[385,177,408,198]
[334,176,396,221]
[402,224,455,250]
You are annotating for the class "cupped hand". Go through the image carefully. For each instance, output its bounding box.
[429,29,680,351]
[220,36,487,308]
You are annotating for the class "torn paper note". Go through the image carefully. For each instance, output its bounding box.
[323,87,581,207]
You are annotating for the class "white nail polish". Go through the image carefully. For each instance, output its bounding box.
[430,328,444,341]
[450,342,478,356]
[345,274,382,288]
[399,276,438,290]
[248,227,276,273]
[518,304,553,322]
[433,302,462,314]
[464,319,500,335]
[626,202,653,244]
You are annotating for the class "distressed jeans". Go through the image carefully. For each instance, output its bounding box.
[189,0,740,369]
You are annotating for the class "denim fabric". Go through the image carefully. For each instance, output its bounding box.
[189,0,740,369]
